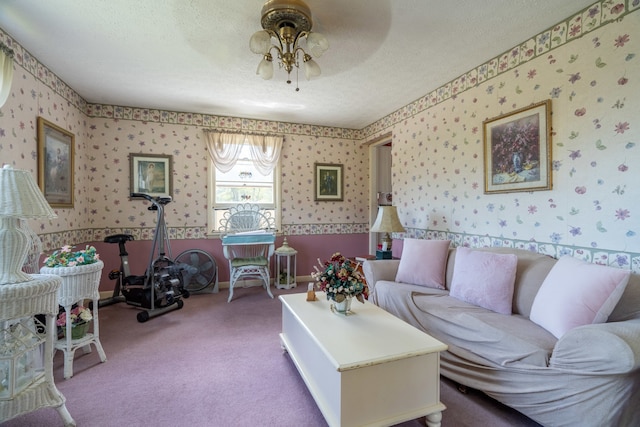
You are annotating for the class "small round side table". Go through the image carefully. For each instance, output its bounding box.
[0,275,75,426]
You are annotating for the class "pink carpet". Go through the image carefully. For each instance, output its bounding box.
[4,285,540,426]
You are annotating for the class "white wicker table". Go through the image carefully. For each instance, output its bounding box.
[279,292,447,427]
[0,275,75,426]
[41,261,107,379]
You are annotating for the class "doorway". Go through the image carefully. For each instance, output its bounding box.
[367,133,393,255]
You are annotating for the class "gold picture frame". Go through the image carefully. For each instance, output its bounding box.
[37,117,75,208]
[129,153,173,199]
[483,100,552,194]
[314,163,343,201]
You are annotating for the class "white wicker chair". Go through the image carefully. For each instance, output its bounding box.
[219,204,276,302]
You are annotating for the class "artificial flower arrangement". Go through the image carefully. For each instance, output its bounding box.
[312,252,368,303]
[43,245,100,268]
[56,305,92,327]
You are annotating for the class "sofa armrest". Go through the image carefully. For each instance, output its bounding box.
[362,259,401,294]
[550,318,640,374]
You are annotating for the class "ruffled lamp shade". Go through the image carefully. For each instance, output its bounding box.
[0,165,57,284]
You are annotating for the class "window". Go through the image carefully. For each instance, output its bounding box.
[207,138,281,235]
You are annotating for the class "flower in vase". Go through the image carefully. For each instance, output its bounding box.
[56,306,92,327]
[311,252,368,303]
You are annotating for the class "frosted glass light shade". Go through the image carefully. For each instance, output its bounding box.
[256,57,274,80]
[303,57,321,80]
[305,32,329,58]
[250,30,272,55]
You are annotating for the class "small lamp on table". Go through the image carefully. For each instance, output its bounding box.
[370,205,405,259]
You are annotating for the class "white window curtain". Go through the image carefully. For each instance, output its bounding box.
[205,131,244,173]
[205,131,283,175]
[0,42,14,108]
[247,134,282,175]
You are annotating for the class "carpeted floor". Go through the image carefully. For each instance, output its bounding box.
[4,285,540,426]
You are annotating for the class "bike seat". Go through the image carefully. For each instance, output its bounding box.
[104,234,134,244]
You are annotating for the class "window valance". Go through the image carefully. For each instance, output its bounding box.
[204,130,283,175]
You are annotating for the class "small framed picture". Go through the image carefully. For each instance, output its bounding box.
[483,100,552,194]
[37,117,75,208]
[314,163,343,201]
[129,153,173,198]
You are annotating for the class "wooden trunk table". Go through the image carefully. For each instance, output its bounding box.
[279,292,447,427]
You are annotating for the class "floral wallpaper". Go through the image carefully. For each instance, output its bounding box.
[365,1,640,271]
[0,1,638,273]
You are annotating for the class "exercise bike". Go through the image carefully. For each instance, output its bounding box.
[100,193,216,322]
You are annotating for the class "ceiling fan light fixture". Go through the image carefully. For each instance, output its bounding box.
[250,0,328,89]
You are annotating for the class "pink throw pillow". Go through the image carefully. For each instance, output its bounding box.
[449,247,517,315]
[395,239,451,289]
[530,256,630,338]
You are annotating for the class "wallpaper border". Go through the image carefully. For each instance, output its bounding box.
[362,0,640,139]
[3,2,637,140]
[401,228,640,274]
[38,225,640,273]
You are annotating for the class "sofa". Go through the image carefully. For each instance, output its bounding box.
[363,241,640,427]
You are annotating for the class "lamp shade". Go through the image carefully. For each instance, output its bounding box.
[0,165,56,284]
[0,165,57,219]
[370,206,405,233]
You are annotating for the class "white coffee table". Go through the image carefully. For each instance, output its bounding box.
[279,292,447,427]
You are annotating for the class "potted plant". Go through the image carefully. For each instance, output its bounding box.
[55,305,92,339]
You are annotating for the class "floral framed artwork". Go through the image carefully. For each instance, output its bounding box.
[37,117,75,208]
[314,163,343,201]
[129,153,173,198]
[483,100,552,194]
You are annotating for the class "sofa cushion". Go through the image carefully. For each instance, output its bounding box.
[395,239,450,289]
[449,247,517,315]
[373,280,556,368]
[530,256,631,338]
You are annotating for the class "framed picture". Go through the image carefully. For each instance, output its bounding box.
[129,153,173,198]
[483,100,552,194]
[37,117,75,208]
[314,163,343,201]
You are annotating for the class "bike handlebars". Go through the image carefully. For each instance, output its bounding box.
[131,193,172,205]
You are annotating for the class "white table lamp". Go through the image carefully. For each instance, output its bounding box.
[370,205,405,251]
[0,165,57,284]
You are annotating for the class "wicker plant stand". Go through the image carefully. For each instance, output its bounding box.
[41,261,107,379]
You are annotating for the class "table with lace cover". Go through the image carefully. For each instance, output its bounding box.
[0,274,75,426]
[40,260,107,379]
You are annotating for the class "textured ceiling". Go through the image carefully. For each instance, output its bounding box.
[0,0,596,129]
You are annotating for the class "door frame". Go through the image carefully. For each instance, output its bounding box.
[367,132,393,255]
